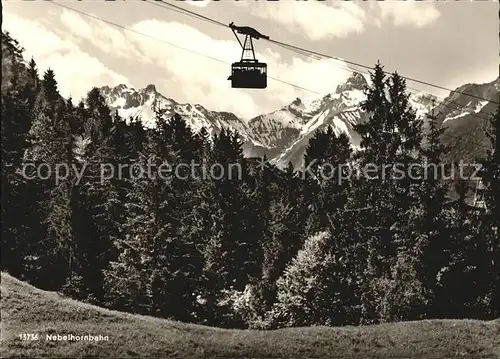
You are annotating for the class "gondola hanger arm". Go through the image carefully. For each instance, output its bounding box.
[230,26,244,49]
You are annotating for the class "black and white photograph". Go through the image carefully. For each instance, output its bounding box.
[1,0,499,357]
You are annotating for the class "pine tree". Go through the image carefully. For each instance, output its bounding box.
[302,127,348,236]
[437,179,478,318]
[478,107,500,318]
[27,58,38,85]
[1,37,50,282]
[1,33,45,279]
[319,129,353,222]
[195,126,211,158]
[28,69,63,161]
[22,69,77,289]
[23,57,39,108]
[105,112,204,321]
[203,128,253,291]
[128,116,147,156]
[285,162,299,202]
[1,31,25,94]
[1,59,33,275]
[353,63,424,322]
[413,110,452,318]
[250,154,272,277]
[78,91,150,303]
[41,69,59,112]
[164,113,206,321]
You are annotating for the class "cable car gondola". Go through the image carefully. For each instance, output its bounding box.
[227,22,269,89]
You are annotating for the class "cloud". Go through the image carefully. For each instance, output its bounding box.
[5,10,353,119]
[128,20,352,119]
[184,0,211,8]
[2,13,129,102]
[376,2,441,28]
[59,9,146,61]
[239,2,367,41]
[240,2,440,40]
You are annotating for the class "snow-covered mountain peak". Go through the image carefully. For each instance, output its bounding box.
[144,84,157,94]
[291,97,303,106]
[336,72,368,93]
[98,75,498,170]
[98,83,268,154]
[289,97,306,112]
[100,83,129,98]
[412,91,438,105]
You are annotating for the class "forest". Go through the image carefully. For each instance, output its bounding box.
[2,31,499,329]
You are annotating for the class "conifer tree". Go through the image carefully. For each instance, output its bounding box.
[302,127,339,236]
[414,111,452,317]
[319,129,353,221]
[23,69,77,289]
[106,112,203,321]
[68,88,119,300]
[27,58,39,85]
[437,179,477,318]
[203,128,253,291]
[1,57,33,275]
[22,57,39,108]
[0,35,50,283]
[353,63,424,322]
[478,107,500,317]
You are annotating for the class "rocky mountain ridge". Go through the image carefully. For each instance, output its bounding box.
[99,73,499,168]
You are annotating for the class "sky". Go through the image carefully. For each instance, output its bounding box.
[3,0,499,120]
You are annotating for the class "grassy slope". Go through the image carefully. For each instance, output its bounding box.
[1,272,499,359]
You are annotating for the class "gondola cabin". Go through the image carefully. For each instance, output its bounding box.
[229,61,267,89]
[228,22,270,90]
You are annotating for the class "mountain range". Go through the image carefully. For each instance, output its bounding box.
[99,73,499,169]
